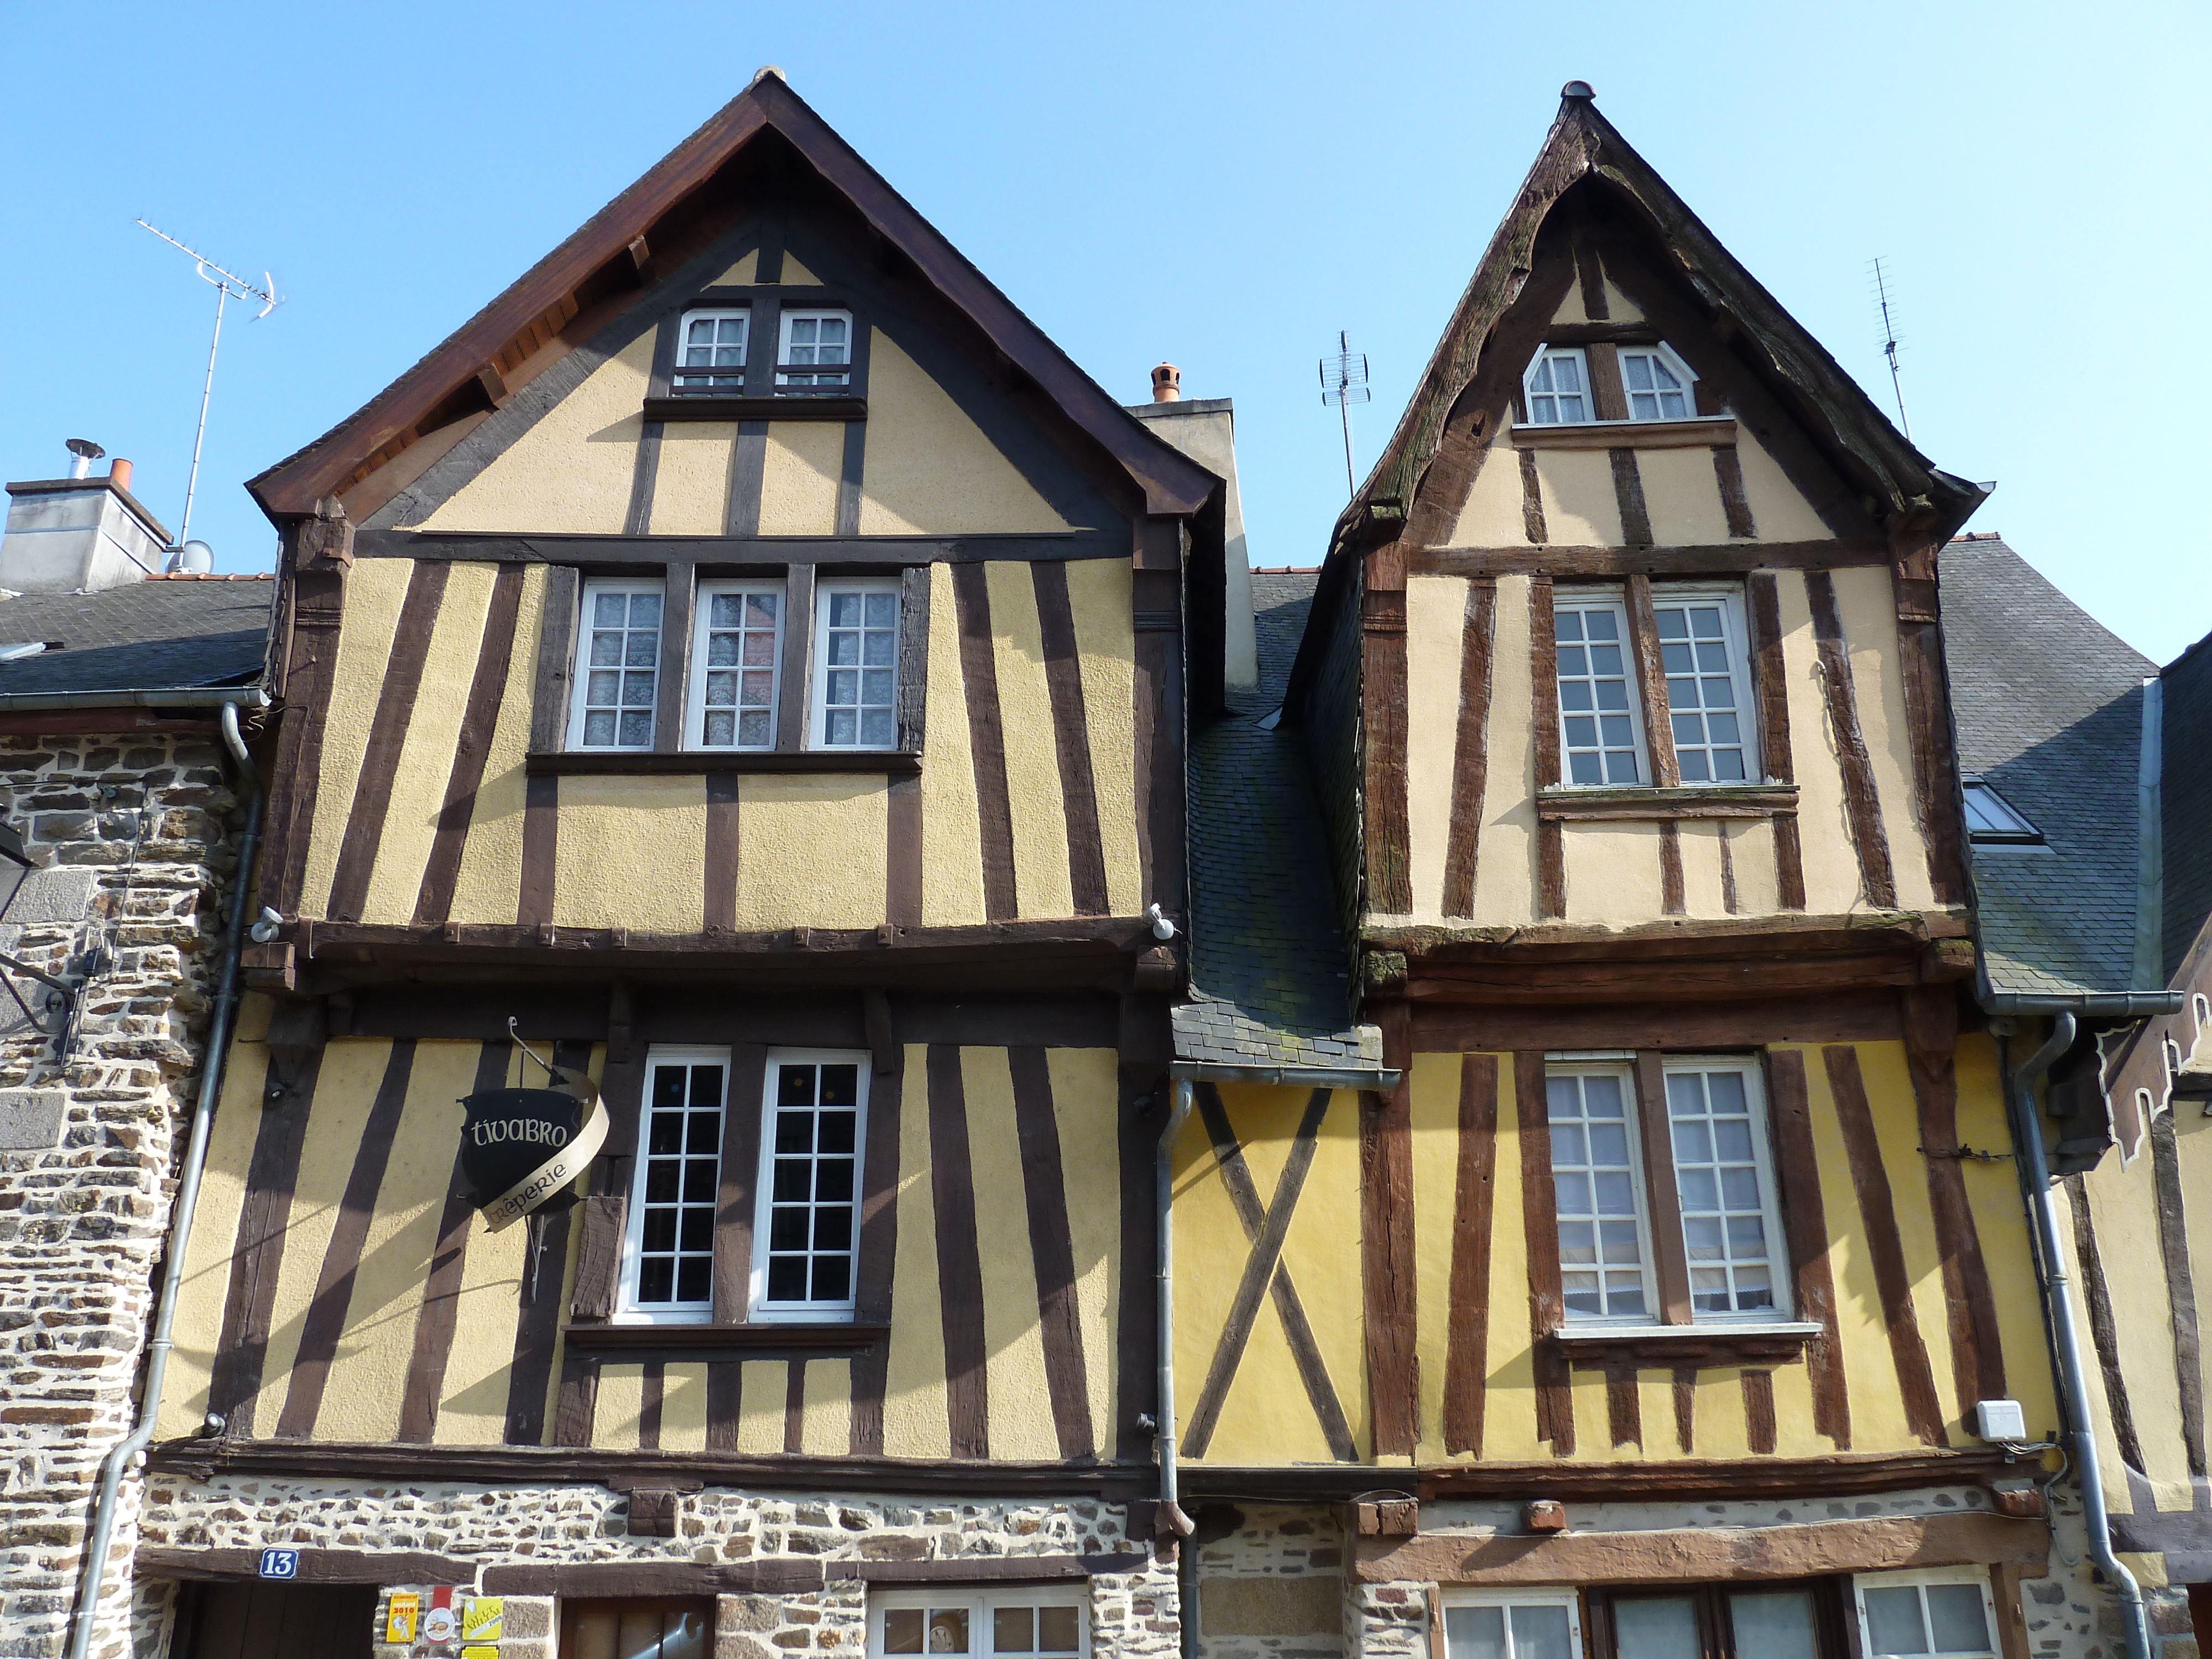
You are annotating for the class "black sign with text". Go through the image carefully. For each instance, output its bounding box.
[458,1087,586,1211]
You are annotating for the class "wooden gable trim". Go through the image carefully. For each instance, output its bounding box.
[249,75,1216,523]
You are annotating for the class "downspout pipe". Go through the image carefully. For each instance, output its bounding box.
[1156,1076,1197,1657]
[2006,1011,2153,1659]
[67,700,262,1659]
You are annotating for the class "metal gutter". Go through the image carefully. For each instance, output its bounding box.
[1170,1061,1402,1090]
[0,685,270,714]
[66,700,262,1659]
[1979,990,2182,1017]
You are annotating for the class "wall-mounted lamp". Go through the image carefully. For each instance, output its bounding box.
[248,906,283,944]
[1146,903,1178,942]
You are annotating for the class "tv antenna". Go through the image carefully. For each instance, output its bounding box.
[1318,330,1370,498]
[137,220,282,546]
[1868,257,1911,442]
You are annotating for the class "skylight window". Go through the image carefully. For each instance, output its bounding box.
[1963,781,2040,843]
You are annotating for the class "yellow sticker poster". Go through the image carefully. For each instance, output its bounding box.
[383,1592,421,1643]
[462,1598,504,1641]
[462,1648,500,1659]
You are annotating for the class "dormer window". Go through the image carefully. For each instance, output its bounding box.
[1963,780,2041,843]
[1620,346,1692,420]
[778,310,852,390]
[1526,347,1590,424]
[673,307,748,392]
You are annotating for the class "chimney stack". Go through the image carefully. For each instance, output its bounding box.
[1,443,169,592]
[1150,363,1182,403]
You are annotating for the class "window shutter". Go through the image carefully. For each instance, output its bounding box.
[529,565,581,753]
[896,565,930,753]
[568,1193,627,1321]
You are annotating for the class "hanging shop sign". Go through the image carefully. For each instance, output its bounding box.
[458,1069,606,1232]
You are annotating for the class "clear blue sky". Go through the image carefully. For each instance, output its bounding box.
[3,2,2205,661]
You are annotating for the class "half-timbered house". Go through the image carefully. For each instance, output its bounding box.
[1155,83,2087,1658]
[113,70,1234,1658]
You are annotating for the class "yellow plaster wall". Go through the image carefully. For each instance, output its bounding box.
[299,558,414,921]
[418,331,656,534]
[2084,1139,2196,1506]
[799,1359,853,1455]
[1676,819,1730,916]
[649,423,737,535]
[1407,1051,1463,1462]
[432,1049,535,1446]
[1770,570,1866,912]
[1470,575,1538,925]
[662,1362,711,1452]
[1049,1046,1125,1457]
[883,1041,951,1458]
[711,251,758,286]
[1733,429,1830,543]
[780,253,821,285]
[735,1360,786,1455]
[1830,565,1938,911]
[1532,450,1624,546]
[446,564,546,927]
[981,563,1075,919]
[1481,1054,1541,1458]
[357,564,498,926]
[959,1047,1060,1460]
[1726,818,1782,915]
[1639,447,1736,547]
[1404,575,1467,924]
[552,774,711,933]
[855,331,1070,535]
[1551,284,1589,328]
[1448,430,1531,548]
[758,421,842,535]
[1561,822,1667,924]
[732,774,888,930]
[1063,559,1142,916]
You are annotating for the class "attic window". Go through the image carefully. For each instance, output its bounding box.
[1963,781,2041,843]
[673,308,748,392]
[1525,347,1590,424]
[778,310,852,390]
[1620,346,1693,420]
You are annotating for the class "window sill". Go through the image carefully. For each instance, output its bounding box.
[645,395,866,422]
[1550,1321,1823,1366]
[562,1322,888,1360]
[528,750,921,776]
[1536,783,1797,822]
[1511,416,1736,451]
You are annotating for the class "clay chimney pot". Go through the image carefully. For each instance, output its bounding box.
[1150,363,1181,403]
[108,459,133,493]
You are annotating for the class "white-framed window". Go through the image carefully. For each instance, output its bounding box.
[1963,779,2041,843]
[1525,346,1591,424]
[1651,588,1757,783]
[687,581,785,749]
[672,306,749,391]
[570,580,665,750]
[1548,1063,1656,1320]
[778,309,852,389]
[1553,591,1645,786]
[1441,1589,1583,1659]
[1619,343,1697,420]
[811,580,901,750]
[1547,1055,1790,1326]
[619,1048,729,1322]
[750,1051,869,1321]
[1854,1569,1999,1658]
[869,1588,1086,1658]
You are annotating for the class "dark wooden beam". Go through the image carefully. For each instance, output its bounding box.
[1411,539,1888,579]
[354,528,1114,564]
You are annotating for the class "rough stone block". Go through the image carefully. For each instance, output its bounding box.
[0,1090,65,1150]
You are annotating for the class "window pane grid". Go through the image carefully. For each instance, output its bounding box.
[634,1060,726,1310]
[1621,348,1691,420]
[1548,1071,1648,1319]
[1860,1579,1995,1657]
[1655,601,1749,782]
[578,585,662,749]
[696,586,781,749]
[1526,348,1588,424]
[878,1599,1083,1657]
[675,309,748,390]
[817,586,900,748]
[780,311,852,388]
[763,1061,862,1310]
[1443,1599,1580,1659]
[1555,603,1643,785]
[1667,1068,1776,1314]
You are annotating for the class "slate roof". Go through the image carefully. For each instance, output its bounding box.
[1174,570,1383,1072]
[1942,537,2155,998]
[2161,629,2212,979]
[0,577,273,699]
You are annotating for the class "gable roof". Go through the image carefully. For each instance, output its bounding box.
[248,71,1217,524]
[0,577,272,703]
[1336,83,1986,561]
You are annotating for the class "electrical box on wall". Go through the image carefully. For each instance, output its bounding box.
[1973,1399,2028,1442]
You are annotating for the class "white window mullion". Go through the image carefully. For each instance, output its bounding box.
[619,1047,728,1322]
[1855,1569,2000,1657]
[1441,1590,1585,1659]
[750,1051,868,1322]
[1663,1060,1790,1319]
[1554,594,1647,786]
[811,580,901,750]
[1547,1063,1656,1322]
[1524,345,1590,424]
[687,581,784,750]
[1651,588,1756,783]
[870,1587,1086,1656]
[570,579,665,750]
[674,306,748,392]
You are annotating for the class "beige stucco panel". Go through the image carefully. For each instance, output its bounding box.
[1470,573,1538,925]
[982,562,1073,919]
[1601,275,1642,321]
[1831,565,1937,910]
[2084,1129,2196,1503]
[418,331,655,534]
[1676,819,1730,917]
[1048,1047,1124,1457]
[735,773,888,930]
[960,1047,1060,1460]
[649,422,737,535]
[1063,557,1142,916]
[1533,449,1624,546]
[1732,427,1831,542]
[918,562,987,926]
[1639,446,1736,547]
[554,774,709,933]
[856,331,1070,535]
[448,564,547,926]
[1405,575,1468,924]
[299,557,415,921]
[712,249,758,286]
[1772,570,1864,912]
[1726,818,1782,915]
[759,420,842,535]
[1447,427,1530,549]
[1551,279,1588,327]
[780,253,821,285]
[884,1041,951,1458]
[1562,822,1667,924]
[357,562,499,927]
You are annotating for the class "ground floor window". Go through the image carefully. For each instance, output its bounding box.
[1443,1590,1582,1658]
[870,1588,1086,1656]
[1576,1579,1849,1659]
[560,1598,712,1659]
[1853,1570,2000,1658]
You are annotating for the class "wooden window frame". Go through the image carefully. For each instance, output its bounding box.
[809,577,905,753]
[1552,585,1650,788]
[1852,1568,2002,1658]
[1617,342,1699,421]
[685,577,787,751]
[1525,344,1595,425]
[1647,582,1760,786]
[776,306,856,391]
[646,283,874,418]
[1584,1578,1851,1659]
[567,576,667,752]
[614,1045,729,1326]
[1546,1058,1663,1324]
[1439,1588,1587,1658]
[868,1586,1089,1659]
[670,305,750,392]
[747,1047,871,1324]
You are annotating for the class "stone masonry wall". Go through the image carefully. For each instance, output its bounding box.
[0,733,242,1659]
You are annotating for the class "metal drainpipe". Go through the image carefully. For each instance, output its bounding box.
[67,700,262,1659]
[2007,1011,2153,1659]
[1156,1076,1198,1657]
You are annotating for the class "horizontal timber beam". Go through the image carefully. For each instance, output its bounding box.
[353,529,1119,564]
[1407,990,1907,1051]
[1410,539,1890,579]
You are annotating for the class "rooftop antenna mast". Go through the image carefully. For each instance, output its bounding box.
[1868,256,1911,442]
[137,220,281,546]
[1319,330,1370,499]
